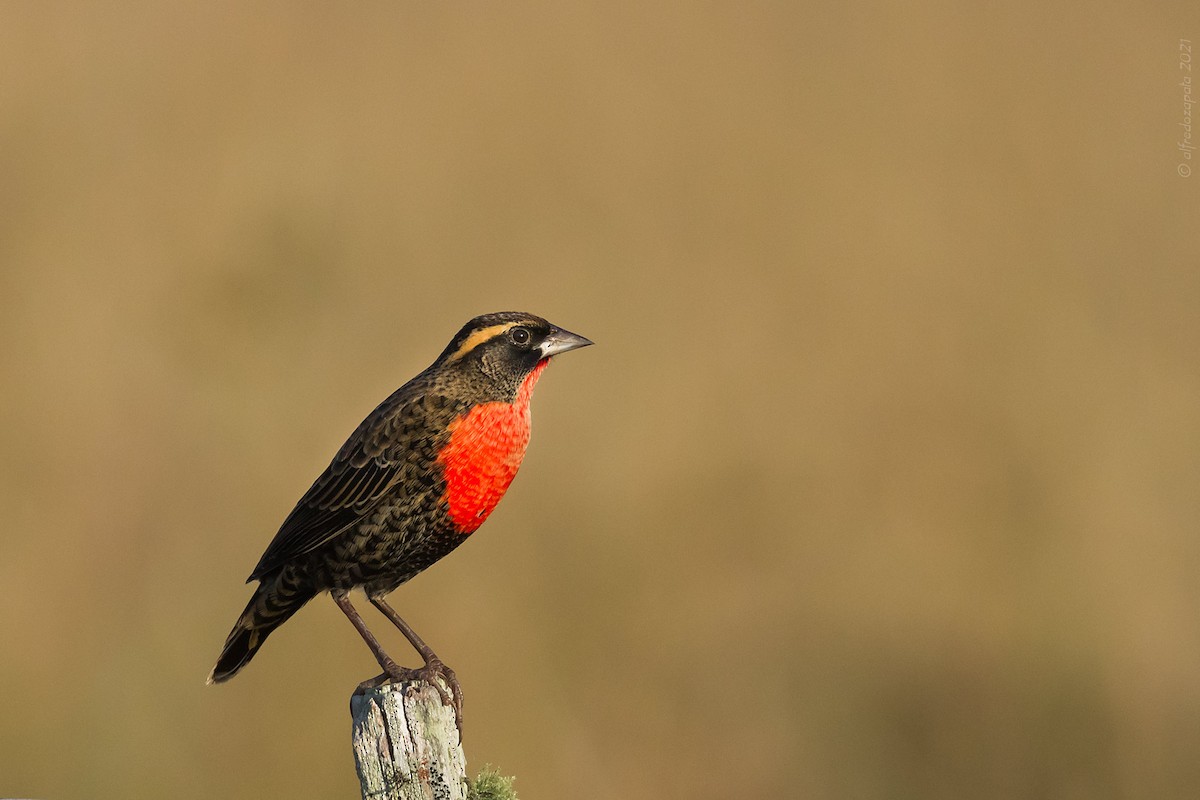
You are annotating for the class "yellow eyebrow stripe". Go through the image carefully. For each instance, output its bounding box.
[443,322,519,363]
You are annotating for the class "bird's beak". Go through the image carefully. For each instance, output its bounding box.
[539,327,594,358]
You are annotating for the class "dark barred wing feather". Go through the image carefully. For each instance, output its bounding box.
[247,388,454,581]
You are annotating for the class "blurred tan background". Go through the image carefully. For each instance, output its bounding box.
[2,2,1198,798]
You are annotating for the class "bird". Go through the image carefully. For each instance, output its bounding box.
[208,312,592,725]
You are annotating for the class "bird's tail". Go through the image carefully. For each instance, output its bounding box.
[208,569,316,684]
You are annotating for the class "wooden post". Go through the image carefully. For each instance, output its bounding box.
[350,680,467,800]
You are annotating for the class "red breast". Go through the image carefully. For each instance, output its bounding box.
[437,359,549,533]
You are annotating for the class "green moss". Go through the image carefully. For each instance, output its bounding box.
[468,765,518,800]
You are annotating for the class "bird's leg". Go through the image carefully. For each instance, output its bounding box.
[330,590,410,690]
[368,595,463,729]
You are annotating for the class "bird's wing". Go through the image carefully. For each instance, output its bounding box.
[247,390,453,581]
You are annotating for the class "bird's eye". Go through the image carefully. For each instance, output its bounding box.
[509,327,532,346]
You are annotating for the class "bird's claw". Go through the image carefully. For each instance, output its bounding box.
[354,660,463,734]
[410,659,464,734]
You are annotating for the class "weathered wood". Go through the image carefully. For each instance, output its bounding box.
[350,680,467,800]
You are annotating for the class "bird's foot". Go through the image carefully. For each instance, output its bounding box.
[353,659,463,733]
[354,671,394,692]
[410,658,463,733]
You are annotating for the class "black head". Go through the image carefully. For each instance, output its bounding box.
[432,312,592,398]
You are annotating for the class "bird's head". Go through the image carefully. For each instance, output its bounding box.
[433,312,593,400]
